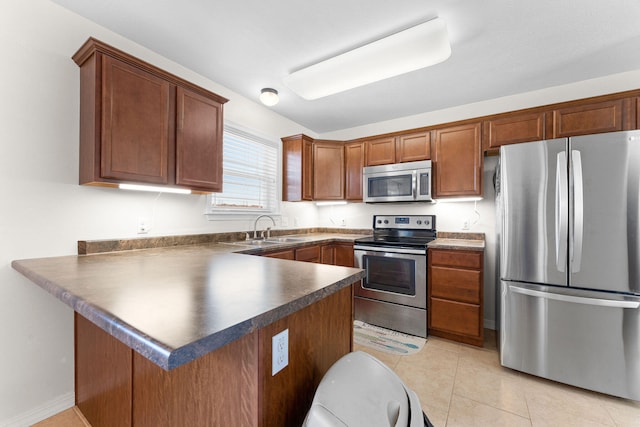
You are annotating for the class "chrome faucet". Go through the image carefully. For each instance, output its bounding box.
[253,215,276,239]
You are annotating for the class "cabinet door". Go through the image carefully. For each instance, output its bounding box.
[396,132,430,162]
[313,142,345,200]
[365,136,396,166]
[295,245,321,263]
[334,242,355,267]
[550,99,624,138]
[344,142,364,201]
[484,111,545,150]
[282,135,313,201]
[433,122,483,197]
[175,87,223,192]
[101,56,172,184]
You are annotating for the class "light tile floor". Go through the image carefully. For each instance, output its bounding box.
[354,330,640,427]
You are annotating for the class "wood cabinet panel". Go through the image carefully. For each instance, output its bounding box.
[313,142,345,200]
[430,298,481,337]
[334,242,355,267]
[295,245,321,263]
[133,332,258,427]
[320,242,355,267]
[258,285,353,427]
[101,55,172,184]
[433,122,483,197]
[263,249,295,260]
[75,314,132,427]
[345,142,365,201]
[365,136,396,166]
[175,87,223,192]
[430,249,482,269]
[484,111,545,150]
[551,99,624,138]
[396,131,431,162]
[430,266,482,304]
[282,134,313,201]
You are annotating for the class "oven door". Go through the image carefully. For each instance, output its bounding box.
[354,246,427,309]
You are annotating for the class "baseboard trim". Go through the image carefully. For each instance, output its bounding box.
[484,319,496,330]
[1,392,74,427]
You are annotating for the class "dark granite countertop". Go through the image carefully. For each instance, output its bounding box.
[12,242,365,371]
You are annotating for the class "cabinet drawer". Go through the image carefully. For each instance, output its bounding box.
[431,266,481,304]
[295,245,321,263]
[430,298,480,337]
[430,249,482,269]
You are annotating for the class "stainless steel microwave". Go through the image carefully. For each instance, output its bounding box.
[362,160,432,203]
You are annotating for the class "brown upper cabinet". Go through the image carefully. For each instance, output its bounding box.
[364,132,430,166]
[396,131,431,163]
[73,38,227,193]
[313,140,345,200]
[433,122,483,198]
[483,111,546,151]
[281,134,314,201]
[344,142,365,201]
[549,98,628,138]
[281,135,345,201]
[365,136,396,166]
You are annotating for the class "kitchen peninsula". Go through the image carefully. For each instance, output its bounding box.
[12,237,365,427]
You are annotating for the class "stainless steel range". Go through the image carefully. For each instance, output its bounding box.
[354,215,436,338]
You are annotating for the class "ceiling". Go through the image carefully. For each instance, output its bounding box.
[53,0,640,134]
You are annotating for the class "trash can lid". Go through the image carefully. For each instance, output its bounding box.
[304,351,411,427]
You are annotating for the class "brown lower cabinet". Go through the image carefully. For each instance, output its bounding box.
[263,242,354,267]
[428,248,484,346]
[75,284,355,427]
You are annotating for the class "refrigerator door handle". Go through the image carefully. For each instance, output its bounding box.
[571,150,584,272]
[555,152,568,272]
[509,285,640,308]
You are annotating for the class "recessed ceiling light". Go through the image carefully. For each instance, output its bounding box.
[259,88,279,106]
[284,17,451,100]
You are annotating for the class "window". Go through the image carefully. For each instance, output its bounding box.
[206,124,279,218]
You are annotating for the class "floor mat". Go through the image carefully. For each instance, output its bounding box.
[354,320,426,355]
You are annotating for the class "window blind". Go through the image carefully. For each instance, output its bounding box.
[207,126,279,214]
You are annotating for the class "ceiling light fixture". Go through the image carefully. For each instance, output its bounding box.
[284,17,451,100]
[259,88,279,106]
[119,183,192,194]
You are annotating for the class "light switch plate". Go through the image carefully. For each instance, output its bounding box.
[272,329,289,376]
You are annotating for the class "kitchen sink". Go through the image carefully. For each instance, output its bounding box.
[264,237,305,243]
[223,239,281,247]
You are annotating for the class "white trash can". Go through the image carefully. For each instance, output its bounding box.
[303,351,434,427]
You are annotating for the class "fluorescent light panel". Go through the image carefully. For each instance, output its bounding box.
[284,17,451,100]
[119,183,192,194]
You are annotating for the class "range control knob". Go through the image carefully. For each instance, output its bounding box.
[384,220,389,224]
[417,220,422,225]
[377,220,382,224]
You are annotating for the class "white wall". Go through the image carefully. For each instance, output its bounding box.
[0,1,315,425]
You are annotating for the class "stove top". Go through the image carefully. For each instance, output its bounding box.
[355,215,436,248]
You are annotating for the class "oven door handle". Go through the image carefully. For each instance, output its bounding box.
[354,245,426,255]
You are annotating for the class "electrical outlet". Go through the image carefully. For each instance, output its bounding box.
[138,217,151,234]
[272,329,289,375]
[462,219,470,230]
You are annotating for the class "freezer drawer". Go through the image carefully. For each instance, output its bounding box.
[500,281,640,400]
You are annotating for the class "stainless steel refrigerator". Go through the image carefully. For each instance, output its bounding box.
[497,130,640,400]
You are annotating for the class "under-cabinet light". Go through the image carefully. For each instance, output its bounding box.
[284,17,451,100]
[434,197,482,203]
[119,183,192,194]
[315,201,348,206]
